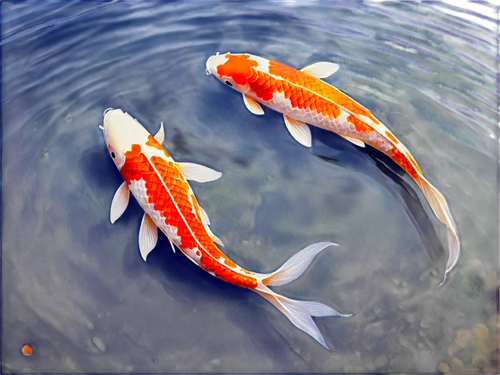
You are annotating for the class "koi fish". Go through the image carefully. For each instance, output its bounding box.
[206,53,459,285]
[101,108,351,348]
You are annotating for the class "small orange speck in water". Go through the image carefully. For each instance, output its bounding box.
[21,344,33,356]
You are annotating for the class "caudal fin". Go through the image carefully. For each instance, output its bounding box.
[262,242,338,286]
[255,242,353,349]
[415,175,460,286]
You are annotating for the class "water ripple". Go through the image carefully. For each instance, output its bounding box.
[1,1,498,373]
[3,0,495,204]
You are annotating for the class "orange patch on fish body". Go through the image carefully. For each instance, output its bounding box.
[119,144,258,289]
[146,134,168,153]
[247,68,342,119]
[385,131,399,144]
[346,115,373,134]
[124,143,142,158]
[406,152,422,174]
[268,60,379,124]
[344,106,422,177]
[218,54,258,85]
[389,148,419,178]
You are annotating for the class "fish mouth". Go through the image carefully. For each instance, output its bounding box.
[99,108,114,141]
[103,107,114,121]
[205,56,214,75]
[205,52,224,76]
[103,108,122,129]
[99,107,115,138]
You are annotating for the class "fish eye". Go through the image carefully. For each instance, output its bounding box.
[111,152,116,158]
[225,81,233,87]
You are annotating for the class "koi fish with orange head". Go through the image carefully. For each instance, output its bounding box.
[206,52,459,285]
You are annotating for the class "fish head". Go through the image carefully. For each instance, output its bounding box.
[206,52,259,94]
[102,108,148,171]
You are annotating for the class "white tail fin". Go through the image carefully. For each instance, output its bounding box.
[255,242,353,349]
[262,242,338,286]
[255,285,352,349]
[415,174,460,286]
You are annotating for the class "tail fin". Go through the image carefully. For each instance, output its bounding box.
[415,174,460,286]
[262,242,338,286]
[255,242,353,349]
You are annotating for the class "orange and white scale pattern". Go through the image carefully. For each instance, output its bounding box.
[218,54,421,178]
[119,134,258,289]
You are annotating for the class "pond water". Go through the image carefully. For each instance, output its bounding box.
[2,1,498,373]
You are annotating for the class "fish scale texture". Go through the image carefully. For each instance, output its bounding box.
[268,60,380,124]
[245,61,419,177]
[120,144,258,289]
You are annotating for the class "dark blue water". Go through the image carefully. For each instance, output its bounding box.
[2,1,498,373]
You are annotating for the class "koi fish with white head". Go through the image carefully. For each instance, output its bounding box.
[101,108,352,349]
[206,53,459,285]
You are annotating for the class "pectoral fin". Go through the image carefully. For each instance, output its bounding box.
[338,134,366,148]
[199,206,224,247]
[199,205,211,226]
[167,239,176,253]
[283,115,312,147]
[301,62,339,78]
[139,213,158,261]
[178,162,222,183]
[154,122,165,144]
[110,181,130,224]
[208,228,224,247]
[243,94,264,115]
